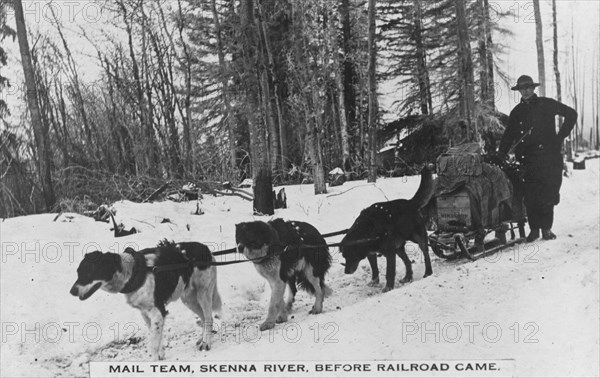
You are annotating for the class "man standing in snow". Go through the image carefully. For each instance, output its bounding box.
[499,75,577,242]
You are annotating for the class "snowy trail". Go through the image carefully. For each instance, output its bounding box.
[1,160,598,377]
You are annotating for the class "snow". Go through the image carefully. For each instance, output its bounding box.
[1,160,598,378]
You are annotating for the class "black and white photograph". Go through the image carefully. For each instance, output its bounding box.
[0,0,598,377]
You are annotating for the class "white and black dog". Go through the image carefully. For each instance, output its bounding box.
[70,241,221,360]
[235,219,332,331]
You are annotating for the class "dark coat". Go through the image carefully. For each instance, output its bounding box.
[499,94,577,214]
[499,94,577,159]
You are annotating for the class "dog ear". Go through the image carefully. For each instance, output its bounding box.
[83,250,104,263]
[124,247,136,254]
[105,252,123,273]
[268,224,281,245]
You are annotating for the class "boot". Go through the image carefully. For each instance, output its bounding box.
[526,229,540,242]
[542,229,557,240]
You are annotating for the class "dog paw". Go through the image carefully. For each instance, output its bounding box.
[260,322,275,331]
[382,286,394,293]
[423,271,432,278]
[309,307,322,315]
[196,340,211,351]
[367,278,380,287]
[275,315,287,323]
[399,276,413,284]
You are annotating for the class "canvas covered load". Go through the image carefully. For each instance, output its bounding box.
[432,143,514,230]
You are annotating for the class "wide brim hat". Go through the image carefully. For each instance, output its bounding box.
[511,75,540,90]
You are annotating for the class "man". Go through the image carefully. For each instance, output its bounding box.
[499,75,577,242]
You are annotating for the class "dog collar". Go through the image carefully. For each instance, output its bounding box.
[120,250,148,294]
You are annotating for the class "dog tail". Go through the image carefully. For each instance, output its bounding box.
[410,163,435,209]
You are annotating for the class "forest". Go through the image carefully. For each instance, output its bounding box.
[0,0,598,217]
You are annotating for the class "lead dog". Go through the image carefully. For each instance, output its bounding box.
[235,219,332,331]
[341,166,435,292]
[70,241,221,360]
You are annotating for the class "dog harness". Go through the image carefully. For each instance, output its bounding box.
[120,249,148,294]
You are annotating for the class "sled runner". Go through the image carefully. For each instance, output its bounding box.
[427,144,528,261]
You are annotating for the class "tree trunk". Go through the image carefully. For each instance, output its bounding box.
[241,0,273,215]
[303,87,327,195]
[258,1,286,177]
[413,0,431,115]
[367,0,377,183]
[340,0,358,151]
[483,0,495,109]
[533,0,546,97]
[569,19,578,156]
[455,0,476,140]
[552,0,568,159]
[14,0,56,210]
[596,56,599,150]
[358,70,365,160]
[259,67,277,172]
[328,6,350,171]
[551,0,561,103]
[211,0,237,172]
[477,0,490,107]
[255,8,278,174]
[175,0,193,175]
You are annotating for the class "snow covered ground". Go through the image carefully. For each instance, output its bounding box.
[1,160,598,378]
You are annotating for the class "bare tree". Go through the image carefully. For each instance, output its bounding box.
[327,6,351,173]
[551,0,561,103]
[414,0,432,114]
[340,0,359,155]
[173,0,194,174]
[477,0,496,109]
[596,51,600,150]
[533,0,546,97]
[211,0,237,172]
[13,0,56,210]
[455,0,476,140]
[240,0,273,214]
[367,0,377,182]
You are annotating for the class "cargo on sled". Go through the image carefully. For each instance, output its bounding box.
[427,143,528,260]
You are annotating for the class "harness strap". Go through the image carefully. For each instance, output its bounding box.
[298,236,381,250]
[149,254,270,273]
[137,227,382,272]
[321,229,350,238]
[213,248,238,256]
[210,228,350,256]
[120,250,148,294]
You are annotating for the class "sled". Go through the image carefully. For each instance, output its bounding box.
[428,221,526,261]
[427,145,528,261]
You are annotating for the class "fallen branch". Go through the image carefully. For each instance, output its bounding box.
[326,183,378,198]
[144,181,171,203]
[212,189,253,201]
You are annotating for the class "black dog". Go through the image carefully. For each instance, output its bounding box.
[341,166,435,292]
[70,241,221,360]
[235,219,332,331]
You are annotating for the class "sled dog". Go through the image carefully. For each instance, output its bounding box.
[235,219,332,330]
[341,166,435,292]
[70,241,221,360]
